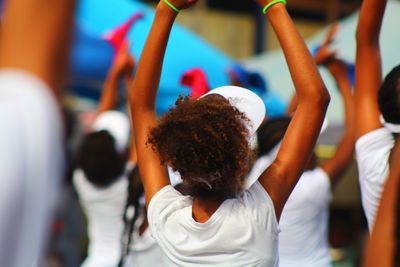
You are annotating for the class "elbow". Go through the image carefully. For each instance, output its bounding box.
[298,85,330,111]
[312,86,331,110]
[355,28,379,47]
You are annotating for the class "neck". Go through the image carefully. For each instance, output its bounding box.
[192,195,226,223]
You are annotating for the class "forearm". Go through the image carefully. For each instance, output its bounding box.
[356,0,387,46]
[97,70,120,114]
[322,62,355,183]
[0,0,76,96]
[354,0,385,138]
[266,4,329,104]
[130,3,177,114]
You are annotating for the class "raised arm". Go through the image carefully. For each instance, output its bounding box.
[0,0,76,96]
[320,60,355,186]
[364,138,400,267]
[354,0,387,138]
[98,42,135,115]
[285,24,338,116]
[128,0,197,205]
[256,1,330,219]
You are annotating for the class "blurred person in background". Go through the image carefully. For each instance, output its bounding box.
[73,43,164,267]
[247,33,355,266]
[0,0,75,266]
[354,0,400,234]
[363,133,400,267]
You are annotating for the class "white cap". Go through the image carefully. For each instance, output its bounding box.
[202,86,266,135]
[92,111,130,153]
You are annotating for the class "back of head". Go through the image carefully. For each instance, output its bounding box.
[257,117,291,157]
[77,130,127,187]
[148,95,255,198]
[378,65,400,124]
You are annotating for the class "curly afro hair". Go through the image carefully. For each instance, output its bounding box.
[378,65,400,124]
[148,95,255,198]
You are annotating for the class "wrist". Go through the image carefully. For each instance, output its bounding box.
[262,1,287,16]
[264,2,287,20]
[157,0,180,17]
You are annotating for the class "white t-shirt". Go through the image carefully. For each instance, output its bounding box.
[73,169,130,267]
[355,127,394,231]
[129,212,164,267]
[0,70,64,267]
[148,181,280,267]
[246,151,332,267]
[278,168,332,267]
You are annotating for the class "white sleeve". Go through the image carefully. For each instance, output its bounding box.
[0,70,64,267]
[355,128,394,231]
[240,181,280,235]
[147,185,185,231]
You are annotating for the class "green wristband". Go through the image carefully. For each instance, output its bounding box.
[162,0,180,13]
[262,0,287,14]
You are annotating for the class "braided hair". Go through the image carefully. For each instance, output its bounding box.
[117,165,144,267]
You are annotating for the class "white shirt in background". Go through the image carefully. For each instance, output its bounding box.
[278,168,332,267]
[247,152,332,267]
[0,70,64,267]
[129,211,164,267]
[355,127,394,231]
[148,181,279,267]
[73,169,129,267]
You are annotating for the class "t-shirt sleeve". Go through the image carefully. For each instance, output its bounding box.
[240,181,280,234]
[147,185,186,230]
[355,128,394,230]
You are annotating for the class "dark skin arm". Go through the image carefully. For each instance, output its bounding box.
[129,0,197,206]
[255,1,330,220]
[97,42,135,115]
[285,24,338,116]
[364,138,400,267]
[320,59,355,186]
[354,0,387,139]
[0,0,76,98]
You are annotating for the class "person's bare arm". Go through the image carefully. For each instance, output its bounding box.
[285,24,337,116]
[320,60,355,186]
[364,138,400,267]
[0,0,76,96]
[98,42,135,114]
[255,1,330,220]
[354,0,387,139]
[128,0,197,206]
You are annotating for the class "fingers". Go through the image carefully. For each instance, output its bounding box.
[322,23,340,46]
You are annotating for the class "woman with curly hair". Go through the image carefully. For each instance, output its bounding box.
[128,0,330,265]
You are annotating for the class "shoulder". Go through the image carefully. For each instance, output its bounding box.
[356,127,394,156]
[237,181,279,233]
[147,185,189,228]
[356,127,394,182]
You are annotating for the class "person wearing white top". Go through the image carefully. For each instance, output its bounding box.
[74,45,138,267]
[246,43,355,267]
[0,1,75,266]
[353,0,400,231]
[128,0,330,265]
